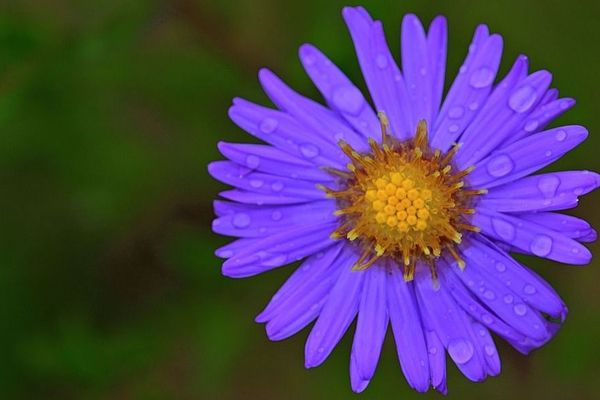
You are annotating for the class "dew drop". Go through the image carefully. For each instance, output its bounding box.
[249,179,264,188]
[503,294,514,304]
[482,314,493,325]
[376,54,388,69]
[484,345,496,356]
[523,284,537,295]
[509,85,538,113]
[332,85,364,115]
[271,211,282,221]
[513,303,527,316]
[245,155,260,170]
[524,120,539,132]
[491,218,516,241]
[486,154,515,178]
[545,150,552,157]
[530,235,553,256]
[469,67,494,88]
[483,290,496,300]
[259,117,279,134]
[449,124,460,133]
[555,130,567,141]
[459,65,467,74]
[263,253,288,267]
[537,175,560,198]
[419,67,427,76]
[232,213,251,228]
[448,339,474,364]
[299,143,320,159]
[468,102,480,111]
[429,346,438,355]
[495,262,507,272]
[271,181,284,192]
[448,106,464,119]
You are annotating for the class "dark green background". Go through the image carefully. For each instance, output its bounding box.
[2,0,599,398]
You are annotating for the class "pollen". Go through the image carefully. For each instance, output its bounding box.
[321,114,485,281]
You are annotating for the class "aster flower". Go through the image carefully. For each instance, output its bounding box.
[208,6,599,393]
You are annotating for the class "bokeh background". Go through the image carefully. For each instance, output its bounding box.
[2,0,600,398]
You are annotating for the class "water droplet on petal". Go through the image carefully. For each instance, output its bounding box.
[483,290,496,300]
[429,346,438,355]
[484,345,496,356]
[376,54,388,69]
[448,339,474,364]
[271,181,284,192]
[555,130,567,141]
[524,120,539,132]
[509,85,538,113]
[537,175,560,198]
[459,65,467,74]
[419,67,427,76]
[530,235,553,256]
[299,143,320,159]
[503,294,514,304]
[271,211,282,221]
[245,155,260,169]
[495,262,506,272]
[449,124,460,133]
[469,102,479,111]
[492,218,516,241]
[448,106,464,119]
[469,67,494,88]
[482,314,493,325]
[259,118,279,133]
[263,253,287,267]
[232,213,251,228]
[249,179,264,188]
[487,155,515,178]
[332,85,364,115]
[523,284,537,295]
[545,150,552,157]
[513,303,527,316]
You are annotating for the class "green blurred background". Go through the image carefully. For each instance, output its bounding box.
[2,0,599,398]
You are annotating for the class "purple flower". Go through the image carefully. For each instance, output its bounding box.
[208,6,599,394]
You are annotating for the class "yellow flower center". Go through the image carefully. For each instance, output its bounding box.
[320,114,486,281]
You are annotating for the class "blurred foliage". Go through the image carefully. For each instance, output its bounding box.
[1,0,600,399]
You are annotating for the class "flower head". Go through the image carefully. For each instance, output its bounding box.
[209,6,598,393]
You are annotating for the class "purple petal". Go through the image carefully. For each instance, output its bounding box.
[258,69,368,151]
[350,352,371,393]
[474,208,591,265]
[468,125,588,189]
[351,264,388,380]
[305,252,364,368]
[215,237,260,259]
[222,222,337,277]
[431,25,503,151]
[212,200,336,238]
[414,266,486,382]
[457,70,552,167]
[480,170,600,212]
[208,161,325,201]
[519,212,596,242]
[426,16,448,125]
[387,265,430,392]
[298,44,380,139]
[228,98,346,167]
[420,315,446,391]
[471,321,501,376]
[218,142,333,182]
[343,7,413,138]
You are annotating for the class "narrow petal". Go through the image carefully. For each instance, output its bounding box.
[305,253,364,368]
[415,267,486,382]
[212,200,336,238]
[228,98,346,167]
[474,208,591,265]
[387,265,431,392]
[218,142,333,182]
[222,222,338,277]
[519,212,596,242]
[431,26,503,151]
[215,237,260,259]
[298,43,380,139]
[480,170,600,212]
[468,125,588,189]
[350,352,371,393]
[343,7,413,138]
[352,264,388,380]
[258,69,368,151]
[471,321,501,376]
[457,70,552,167]
[427,16,448,124]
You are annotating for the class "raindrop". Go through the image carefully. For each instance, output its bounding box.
[376,54,388,69]
[469,67,494,88]
[503,294,514,304]
[259,118,279,134]
[483,290,496,300]
[448,106,464,119]
[271,181,284,192]
[495,262,507,272]
[429,346,438,355]
[524,120,539,132]
[448,339,474,364]
[459,65,467,74]
[469,102,480,111]
[449,124,460,133]
[523,284,537,295]
[509,85,538,113]
[263,253,287,267]
[299,143,320,159]
[271,211,283,221]
[419,67,427,76]
[491,218,516,241]
[249,179,264,188]
[245,155,260,169]
[486,154,515,178]
[332,85,364,115]
[545,150,552,157]
[482,314,493,325]
[537,175,560,198]
[555,130,567,141]
[530,235,553,256]
[232,213,251,228]
[513,303,527,316]
[484,345,496,356]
